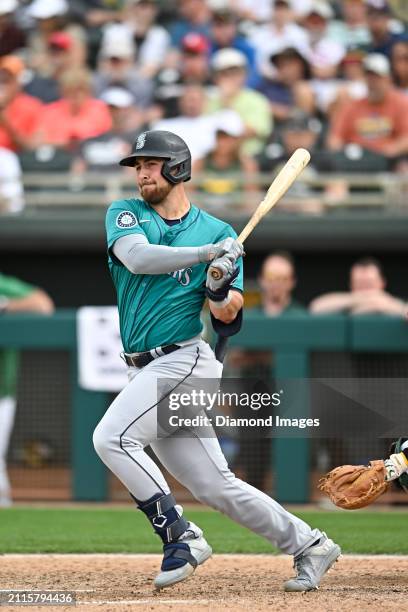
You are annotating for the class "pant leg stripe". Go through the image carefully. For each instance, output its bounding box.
[119,347,201,496]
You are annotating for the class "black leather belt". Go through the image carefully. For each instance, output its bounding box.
[122,343,181,368]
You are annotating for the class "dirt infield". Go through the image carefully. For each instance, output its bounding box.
[1,554,407,611]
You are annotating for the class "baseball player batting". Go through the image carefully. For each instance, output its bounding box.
[93,130,340,592]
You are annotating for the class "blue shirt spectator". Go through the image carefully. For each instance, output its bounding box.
[169,0,211,48]
[364,0,408,59]
[208,7,259,87]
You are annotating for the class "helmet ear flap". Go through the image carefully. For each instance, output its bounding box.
[161,157,191,184]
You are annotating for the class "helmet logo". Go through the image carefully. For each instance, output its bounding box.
[135,132,147,150]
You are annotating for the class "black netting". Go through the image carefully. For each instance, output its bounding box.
[310,352,408,473]
[7,351,72,501]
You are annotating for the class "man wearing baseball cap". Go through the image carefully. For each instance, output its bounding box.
[328,53,408,168]
[193,111,259,206]
[75,87,148,172]
[24,31,76,103]
[154,33,212,119]
[95,24,153,109]
[303,1,346,76]
[0,56,44,152]
[27,0,69,20]
[257,46,313,122]
[207,48,272,156]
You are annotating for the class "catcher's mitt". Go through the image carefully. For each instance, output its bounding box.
[318,460,389,509]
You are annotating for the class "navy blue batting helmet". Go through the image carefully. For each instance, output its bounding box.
[119,130,192,184]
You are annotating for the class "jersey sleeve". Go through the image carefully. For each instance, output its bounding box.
[105,200,147,254]
[216,224,244,292]
[0,273,36,299]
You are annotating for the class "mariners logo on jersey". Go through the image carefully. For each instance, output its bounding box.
[168,268,192,287]
[116,211,138,229]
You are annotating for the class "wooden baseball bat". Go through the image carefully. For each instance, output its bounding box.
[209,147,311,280]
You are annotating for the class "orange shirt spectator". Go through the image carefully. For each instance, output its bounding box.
[328,54,408,158]
[38,97,112,147]
[330,88,408,154]
[35,68,112,148]
[0,56,44,152]
[0,93,44,151]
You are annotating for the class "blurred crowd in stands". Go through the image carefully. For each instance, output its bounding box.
[1,0,408,213]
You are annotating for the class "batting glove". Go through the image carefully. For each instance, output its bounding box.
[206,255,239,303]
[198,238,244,263]
[384,452,408,482]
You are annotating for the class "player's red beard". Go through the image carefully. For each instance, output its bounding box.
[139,181,173,205]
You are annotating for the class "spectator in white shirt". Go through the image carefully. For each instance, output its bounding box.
[300,1,347,114]
[328,0,372,49]
[302,1,346,79]
[0,147,24,214]
[153,84,220,162]
[122,0,170,79]
[234,0,313,23]
[249,0,309,77]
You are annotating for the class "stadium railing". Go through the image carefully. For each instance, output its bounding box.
[20,171,408,211]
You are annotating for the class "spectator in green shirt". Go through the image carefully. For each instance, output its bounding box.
[0,273,54,506]
[207,47,272,157]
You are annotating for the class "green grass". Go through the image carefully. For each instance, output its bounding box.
[0,507,407,554]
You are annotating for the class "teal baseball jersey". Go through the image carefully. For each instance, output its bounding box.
[105,198,244,353]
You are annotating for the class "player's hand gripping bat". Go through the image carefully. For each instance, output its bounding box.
[208,148,311,281]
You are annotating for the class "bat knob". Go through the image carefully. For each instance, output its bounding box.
[210,267,223,280]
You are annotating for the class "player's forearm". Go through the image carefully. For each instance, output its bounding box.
[113,234,210,275]
[209,291,243,324]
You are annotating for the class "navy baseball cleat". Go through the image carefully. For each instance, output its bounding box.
[154,522,212,589]
[283,533,341,592]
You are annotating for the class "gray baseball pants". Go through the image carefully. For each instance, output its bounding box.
[93,337,321,556]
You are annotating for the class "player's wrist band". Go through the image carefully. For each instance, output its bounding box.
[206,286,229,302]
[209,293,232,309]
